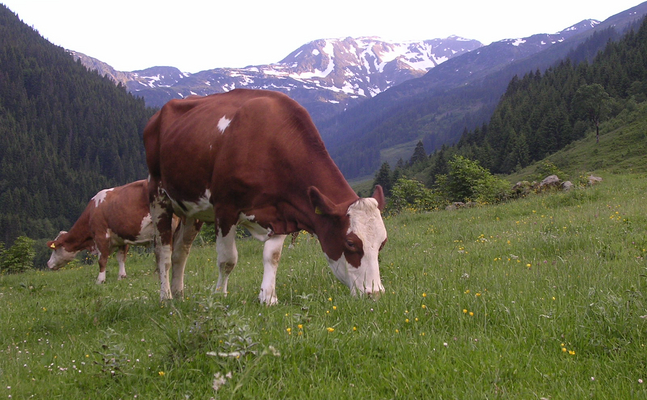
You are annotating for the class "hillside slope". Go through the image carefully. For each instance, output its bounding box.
[0,5,155,243]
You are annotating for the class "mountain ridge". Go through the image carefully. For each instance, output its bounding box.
[71,36,482,123]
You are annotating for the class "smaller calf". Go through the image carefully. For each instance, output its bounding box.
[47,180,159,283]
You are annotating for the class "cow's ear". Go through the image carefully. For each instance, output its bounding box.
[372,185,386,212]
[308,186,338,216]
[47,241,56,250]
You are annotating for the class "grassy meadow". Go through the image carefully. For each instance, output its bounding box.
[1,172,647,399]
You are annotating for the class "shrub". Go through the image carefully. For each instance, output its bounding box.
[0,236,36,274]
[439,156,511,203]
[533,160,568,182]
[388,177,442,213]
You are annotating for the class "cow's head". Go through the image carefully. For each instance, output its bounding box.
[46,231,78,270]
[309,185,387,298]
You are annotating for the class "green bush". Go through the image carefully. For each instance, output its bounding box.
[387,178,442,213]
[533,160,568,182]
[439,156,511,203]
[0,236,36,274]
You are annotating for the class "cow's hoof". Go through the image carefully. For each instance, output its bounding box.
[258,291,278,306]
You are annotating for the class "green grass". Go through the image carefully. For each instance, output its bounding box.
[2,173,647,399]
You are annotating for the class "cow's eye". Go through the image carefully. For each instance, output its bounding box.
[345,239,356,250]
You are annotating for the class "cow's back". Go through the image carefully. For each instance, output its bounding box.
[91,180,151,242]
[144,89,349,224]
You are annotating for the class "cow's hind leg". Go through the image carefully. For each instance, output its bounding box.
[94,237,110,284]
[259,234,287,305]
[150,182,174,300]
[215,226,238,295]
[170,218,203,299]
[96,251,109,284]
[116,245,128,280]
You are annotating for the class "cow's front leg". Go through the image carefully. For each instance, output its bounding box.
[170,218,203,298]
[259,234,287,305]
[215,225,238,295]
[116,245,128,280]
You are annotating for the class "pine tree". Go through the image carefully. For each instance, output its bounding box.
[409,140,427,166]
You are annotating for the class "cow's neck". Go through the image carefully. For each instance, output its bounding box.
[288,158,358,235]
[61,209,94,251]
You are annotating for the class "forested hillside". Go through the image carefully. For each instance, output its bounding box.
[0,5,155,244]
[324,3,647,179]
[402,16,647,187]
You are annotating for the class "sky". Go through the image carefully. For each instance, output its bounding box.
[2,0,645,73]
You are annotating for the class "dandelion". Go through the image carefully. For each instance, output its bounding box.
[463,309,468,314]
[298,324,303,330]
[158,371,165,377]
[326,327,335,333]
[405,319,410,323]
[353,327,357,331]
[286,328,292,334]
[469,312,474,316]
[421,304,427,309]
[569,350,575,355]
[328,297,332,302]
[422,293,427,298]
[332,306,337,310]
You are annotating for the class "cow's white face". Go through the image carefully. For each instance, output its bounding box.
[46,231,78,270]
[326,198,387,297]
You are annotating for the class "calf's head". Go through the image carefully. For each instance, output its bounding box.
[309,186,387,297]
[46,231,79,270]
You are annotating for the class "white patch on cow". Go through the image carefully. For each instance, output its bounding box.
[47,245,79,270]
[134,213,154,243]
[177,189,214,220]
[92,188,114,207]
[238,213,274,241]
[217,116,231,134]
[332,198,386,296]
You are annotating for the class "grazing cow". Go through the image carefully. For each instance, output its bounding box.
[47,180,162,283]
[144,88,387,304]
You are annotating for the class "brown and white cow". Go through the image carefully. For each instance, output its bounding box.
[47,180,158,283]
[144,88,387,304]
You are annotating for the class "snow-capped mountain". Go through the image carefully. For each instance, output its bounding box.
[71,36,482,123]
